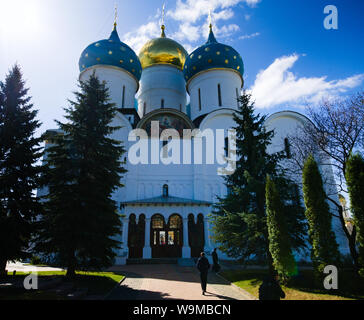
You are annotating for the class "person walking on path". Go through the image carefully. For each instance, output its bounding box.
[212,248,221,273]
[197,252,210,295]
[258,275,286,300]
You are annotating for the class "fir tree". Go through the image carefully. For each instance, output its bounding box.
[211,92,307,272]
[266,175,297,281]
[302,154,341,276]
[0,65,42,274]
[345,153,364,277]
[35,73,126,278]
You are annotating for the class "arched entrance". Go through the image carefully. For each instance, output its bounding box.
[151,214,183,258]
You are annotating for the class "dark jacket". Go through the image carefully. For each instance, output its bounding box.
[258,278,286,300]
[197,256,210,273]
[212,251,218,264]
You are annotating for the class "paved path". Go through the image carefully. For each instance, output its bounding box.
[106,264,255,300]
[5,262,64,273]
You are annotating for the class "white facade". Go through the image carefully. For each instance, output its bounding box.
[42,26,348,266]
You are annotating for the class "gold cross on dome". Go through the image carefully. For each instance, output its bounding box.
[114,3,118,28]
[161,2,166,26]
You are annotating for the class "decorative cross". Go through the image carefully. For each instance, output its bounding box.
[208,9,213,29]
[114,2,118,28]
[161,2,166,26]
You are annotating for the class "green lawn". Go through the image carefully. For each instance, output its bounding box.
[221,269,364,300]
[0,271,125,300]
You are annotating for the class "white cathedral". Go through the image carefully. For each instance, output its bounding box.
[43,20,347,265]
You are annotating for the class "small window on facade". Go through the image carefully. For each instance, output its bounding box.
[180,104,182,112]
[236,88,240,108]
[143,102,146,116]
[198,88,202,111]
[161,99,165,109]
[163,184,169,197]
[284,138,291,159]
[122,85,125,108]
[218,84,222,106]
[225,137,229,157]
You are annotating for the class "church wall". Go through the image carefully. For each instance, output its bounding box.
[264,111,349,256]
[187,70,242,121]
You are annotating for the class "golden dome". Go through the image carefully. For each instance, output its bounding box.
[138,26,188,70]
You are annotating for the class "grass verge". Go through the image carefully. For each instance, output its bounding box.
[220,268,364,300]
[0,271,125,300]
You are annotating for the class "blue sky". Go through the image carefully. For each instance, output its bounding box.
[0,0,363,137]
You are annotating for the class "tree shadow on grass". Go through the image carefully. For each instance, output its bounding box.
[285,270,364,300]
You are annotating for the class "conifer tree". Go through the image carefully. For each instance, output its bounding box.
[266,175,296,281]
[302,155,340,276]
[345,153,364,277]
[35,73,126,278]
[0,65,42,274]
[211,92,307,272]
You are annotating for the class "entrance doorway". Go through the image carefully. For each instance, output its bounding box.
[151,214,182,258]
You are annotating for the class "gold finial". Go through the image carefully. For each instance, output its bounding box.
[113,3,118,29]
[161,25,166,38]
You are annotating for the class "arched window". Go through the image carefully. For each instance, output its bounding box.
[122,85,125,108]
[284,137,291,159]
[163,184,169,197]
[225,137,229,157]
[218,84,222,106]
[236,88,240,108]
[152,214,165,229]
[198,88,202,111]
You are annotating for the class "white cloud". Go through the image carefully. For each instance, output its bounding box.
[122,22,160,54]
[122,0,259,54]
[166,0,259,44]
[249,54,364,108]
[239,32,260,40]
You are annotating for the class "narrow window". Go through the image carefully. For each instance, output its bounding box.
[122,85,125,108]
[227,185,232,195]
[284,138,291,159]
[236,88,239,108]
[198,88,202,111]
[161,99,165,109]
[143,102,146,116]
[218,84,222,106]
[180,104,182,112]
[225,137,229,157]
[163,184,169,197]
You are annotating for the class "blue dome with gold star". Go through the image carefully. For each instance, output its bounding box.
[79,26,142,81]
[183,26,244,85]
